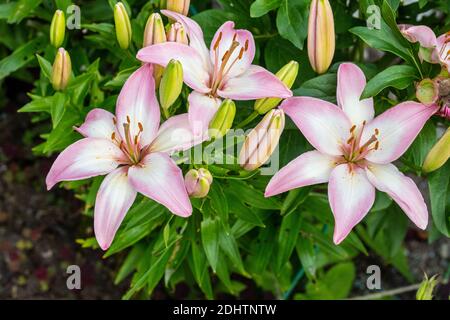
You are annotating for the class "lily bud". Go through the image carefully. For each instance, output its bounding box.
[423,128,450,173]
[52,48,71,91]
[114,2,132,49]
[167,0,190,16]
[143,13,166,47]
[254,61,299,114]
[208,99,236,139]
[50,10,65,48]
[416,274,438,300]
[167,23,189,45]
[159,59,183,110]
[239,109,285,171]
[416,78,438,106]
[185,168,213,198]
[307,0,335,74]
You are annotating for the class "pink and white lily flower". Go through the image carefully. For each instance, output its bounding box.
[137,10,292,136]
[46,64,200,250]
[265,63,439,244]
[399,25,450,72]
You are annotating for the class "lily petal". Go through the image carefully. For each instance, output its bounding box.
[399,24,437,49]
[46,138,126,190]
[128,153,192,217]
[363,101,439,164]
[150,113,206,154]
[366,163,428,230]
[329,164,375,244]
[137,42,211,93]
[218,65,292,100]
[265,150,337,197]
[437,34,450,72]
[280,97,351,156]
[94,167,137,250]
[75,108,117,139]
[337,63,374,125]
[210,21,255,79]
[188,91,222,137]
[161,9,212,74]
[116,64,160,148]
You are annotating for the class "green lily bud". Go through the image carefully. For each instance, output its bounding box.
[50,10,66,48]
[159,59,183,110]
[167,0,190,16]
[423,128,450,173]
[416,78,438,106]
[254,61,299,114]
[143,13,166,47]
[167,22,189,45]
[416,274,438,300]
[185,168,213,198]
[208,99,236,139]
[114,2,132,49]
[52,48,71,91]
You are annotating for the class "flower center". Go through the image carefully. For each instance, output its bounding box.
[339,121,380,167]
[111,116,145,165]
[210,32,249,96]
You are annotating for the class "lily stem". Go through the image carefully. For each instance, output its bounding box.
[236,110,259,129]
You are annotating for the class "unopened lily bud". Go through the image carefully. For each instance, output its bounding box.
[416,274,438,300]
[307,0,335,74]
[254,61,299,114]
[416,79,438,106]
[50,10,65,48]
[185,168,213,198]
[159,59,183,110]
[239,109,285,171]
[423,128,450,173]
[114,2,132,49]
[167,0,190,16]
[52,48,71,91]
[143,13,166,47]
[209,99,236,139]
[167,23,189,45]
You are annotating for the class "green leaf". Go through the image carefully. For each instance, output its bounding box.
[428,162,450,236]
[51,92,67,128]
[114,242,146,285]
[248,226,276,274]
[104,66,139,88]
[7,0,43,24]
[123,243,174,299]
[201,217,220,272]
[281,187,311,216]
[275,211,303,274]
[219,224,247,276]
[250,0,282,17]
[296,235,316,279]
[36,54,52,80]
[18,95,53,113]
[350,20,414,65]
[276,0,309,50]
[0,37,45,80]
[294,73,337,103]
[361,65,418,99]
[227,180,281,210]
[0,3,15,20]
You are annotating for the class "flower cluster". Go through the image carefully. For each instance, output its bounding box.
[46,1,446,251]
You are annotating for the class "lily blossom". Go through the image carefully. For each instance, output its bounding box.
[137,10,292,136]
[399,25,450,72]
[265,63,438,244]
[46,64,201,250]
